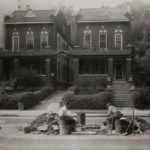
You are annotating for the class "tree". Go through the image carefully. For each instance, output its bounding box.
[16,67,45,89]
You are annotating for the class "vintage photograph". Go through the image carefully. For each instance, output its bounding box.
[0,0,150,149]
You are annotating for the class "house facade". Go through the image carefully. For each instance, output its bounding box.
[0,8,72,86]
[69,7,132,84]
[0,7,133,89]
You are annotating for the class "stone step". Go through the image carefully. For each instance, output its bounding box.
[113,93,130,96]
[113,97,130,99]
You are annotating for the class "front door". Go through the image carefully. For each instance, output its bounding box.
[115,63,123,80]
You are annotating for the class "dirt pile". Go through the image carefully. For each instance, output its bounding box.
[23,113,150,135]
[24,113,59,135]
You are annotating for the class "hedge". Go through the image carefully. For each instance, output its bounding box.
[0,86,53,109]
[131,90,145,109]
[131,87,150,109]
[62,91,112,109]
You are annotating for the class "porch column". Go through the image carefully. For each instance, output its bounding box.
[108,57,113,81]
[126,57,132,81]
[45,58,51,85]
[0,59,3,82]
[73,58,79,83]
[13,59,19,78]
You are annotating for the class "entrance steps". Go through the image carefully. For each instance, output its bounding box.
[112,81,132,107]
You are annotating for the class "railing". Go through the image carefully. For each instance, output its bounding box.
[0,49,55,56]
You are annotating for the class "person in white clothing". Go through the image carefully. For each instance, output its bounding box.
[58,101,68,117]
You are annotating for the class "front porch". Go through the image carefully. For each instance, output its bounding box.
[72,56,132,84]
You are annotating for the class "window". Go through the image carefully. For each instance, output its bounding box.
[26,28,34,49]
[115,34,122,50]
[79,60,107,74]
[83,26,92,48]
[115,26,123,50]
[40,27,48,49]
[99,26,107,49]
[12,29,19,52]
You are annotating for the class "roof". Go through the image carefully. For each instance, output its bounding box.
[5,9,57,24]
[0,49,131,58]
[69,49,131,56]
[0,49,55,57]
[77,7,130,23]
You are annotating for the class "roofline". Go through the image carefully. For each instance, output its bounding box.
[77,20,130,23]
[5,22,54,25]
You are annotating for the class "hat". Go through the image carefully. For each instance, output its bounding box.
[106,103,111,108]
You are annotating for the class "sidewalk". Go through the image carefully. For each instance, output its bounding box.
[0,108,150,117]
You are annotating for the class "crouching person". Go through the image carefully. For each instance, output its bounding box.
[58,101,76,135]
[105,103,123,134]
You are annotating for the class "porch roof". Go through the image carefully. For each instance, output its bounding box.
[69,49,132,56]
[0,49,55,58]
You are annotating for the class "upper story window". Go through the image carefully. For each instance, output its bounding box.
[26,28,34,49]
[40,27,48,49]
[83,26,92,49]
[12,29,19,52]
[115,26,123,50]
[99,26,107,49]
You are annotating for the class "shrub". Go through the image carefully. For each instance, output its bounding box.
[62,91,112,109]
[131,90,145,109]
[76,78,107,88]
[16,67,45,89]
[0,86,53,109]
[67,85,79,94]
[142,87,150,104]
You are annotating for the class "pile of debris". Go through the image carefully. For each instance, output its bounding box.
[24,113,60,135]
[22,112,150,136]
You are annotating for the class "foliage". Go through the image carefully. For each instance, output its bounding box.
[131,90,145,109]
[16,67,45,89]
[76,78,107,89]
[62,91,112,110]
[131,87,150,109]
[0,87,53,109]
[133,53,150,86]
[118,0,150,43]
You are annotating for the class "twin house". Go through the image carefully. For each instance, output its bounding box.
[0,7,132,92]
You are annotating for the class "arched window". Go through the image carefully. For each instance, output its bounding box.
[115,26,123,50]
[12,29,19,52]
[40,27,48,49]
[83,26,92,49]
[26,28,34,49]
[99,26,107,49]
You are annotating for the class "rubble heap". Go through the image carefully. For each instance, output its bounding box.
[23,113,150,135]
[24,113,59,135]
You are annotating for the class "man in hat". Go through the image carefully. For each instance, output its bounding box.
[105,103,123,134]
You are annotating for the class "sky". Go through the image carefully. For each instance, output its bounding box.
[0,0,149,15]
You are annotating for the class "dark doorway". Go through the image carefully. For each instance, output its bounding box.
[115,63,123,80]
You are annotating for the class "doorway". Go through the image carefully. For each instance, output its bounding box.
[115,63,124,80]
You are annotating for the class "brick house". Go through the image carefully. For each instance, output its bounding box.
[70,7,132,84]
[0,7,133,92]
[0,8,72,86]
[67,7,133,106]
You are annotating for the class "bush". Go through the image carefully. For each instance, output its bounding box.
[0,86,53,109]
[67,85,79,94]
[142,87,150,104]
[76,78,107,88]
[131,90,145,109]
[16,67,45,89]
[62,91,112,110]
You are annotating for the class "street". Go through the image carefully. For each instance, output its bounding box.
[0,116,150,150]
[0,134,150,150]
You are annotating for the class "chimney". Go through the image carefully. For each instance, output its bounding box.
[26,5,30,11]
[18,0,21,10]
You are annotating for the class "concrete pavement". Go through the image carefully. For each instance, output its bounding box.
[0,108,150,118]
[0,133,150,150]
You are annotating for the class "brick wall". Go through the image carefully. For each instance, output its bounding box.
[76,22,131,49]
[5,24,55,50]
